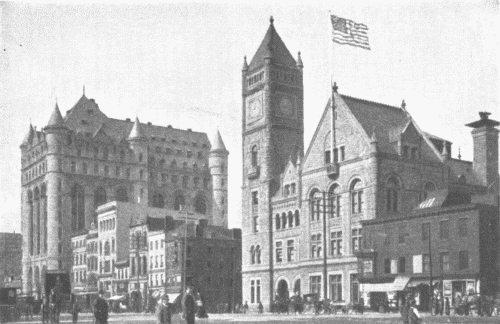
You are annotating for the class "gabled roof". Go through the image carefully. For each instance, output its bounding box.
[248,17,296,71]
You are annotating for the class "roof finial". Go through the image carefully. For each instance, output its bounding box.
[242,55,249,71]
[296,51,303,69]
[458,146,462,160]
[270,16,274,25]
[332,81,338,93]
[401,99,406,110]
[83,85,85,96]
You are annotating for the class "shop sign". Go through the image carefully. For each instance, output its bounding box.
[363,260,373,273]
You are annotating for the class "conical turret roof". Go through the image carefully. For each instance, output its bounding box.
[47,103,65,127]
[127,117,145,140]
[211,130,227,152]
[248,16,297,71]
[21,123,35,146]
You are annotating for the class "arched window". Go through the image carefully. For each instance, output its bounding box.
[116,188,128,202]
[288,211,294,228]
[104,241,110,256]
[386,176,400,212]
[152,194,165,208]
[194,196,207,214]
[350,179,364,214]
[256,245,261,264]
[422,181,437,201]
[295,210,300,226]
[174,195,185,211]
[275,214,281,230]
[281,212,287,228]
[309,189,322,221]
[112,237,115,252]
[328,184,341,218]
[251,145,258,167]
[250,246,255,265]
[71,184,85,232]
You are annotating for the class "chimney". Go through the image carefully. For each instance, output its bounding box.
[465,112,499,194]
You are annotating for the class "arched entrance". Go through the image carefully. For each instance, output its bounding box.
[277,280,289,299]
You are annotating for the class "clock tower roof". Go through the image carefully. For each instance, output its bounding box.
[248,16,297,71]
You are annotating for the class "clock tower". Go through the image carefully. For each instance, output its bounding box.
[241,16,304,307]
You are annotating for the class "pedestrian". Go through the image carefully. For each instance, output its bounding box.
[444,297,450,315]
[438,295,444,315]
[93,290,109,324]
[156,294,172,324]
[242,301,249,314]
[195,292,208,318]
[72,301,80,323]
[400,297,410,324]
[258,301,264,314]
[359,297,364,315]
[41,295,49,324]
[408,300,422,324]
[182,286,196,324]
[454,293,462,315]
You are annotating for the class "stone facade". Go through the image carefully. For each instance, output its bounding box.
[241,18,499,309]
[0,233,22,289]
[20,92,228,296]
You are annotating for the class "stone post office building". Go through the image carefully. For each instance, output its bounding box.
[240,17,498,309]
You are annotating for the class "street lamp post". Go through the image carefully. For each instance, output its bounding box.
[428,223,433,312]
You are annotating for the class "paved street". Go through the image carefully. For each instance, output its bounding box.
[11,312,500,324]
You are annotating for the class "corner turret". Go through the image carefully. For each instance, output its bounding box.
[209,130,229,228]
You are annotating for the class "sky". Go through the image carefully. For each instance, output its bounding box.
[0,0,498,233]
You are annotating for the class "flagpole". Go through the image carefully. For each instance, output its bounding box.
[328,11,336,163]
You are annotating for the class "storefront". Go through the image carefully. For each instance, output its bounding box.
[360,276,411,311]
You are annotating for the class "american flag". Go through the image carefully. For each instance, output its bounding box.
[331,15,370,50]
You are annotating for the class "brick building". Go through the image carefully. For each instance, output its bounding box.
[240,17,499,309]
[0,233,23,291]
[164,218,242,312]
[20,90,229,297]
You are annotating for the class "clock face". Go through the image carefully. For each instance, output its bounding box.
[279,97,295,117]
[249,98,262,119]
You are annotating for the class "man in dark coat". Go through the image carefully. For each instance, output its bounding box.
[156,294,172,324]
[182,286,196,324]
[93,290,109,324]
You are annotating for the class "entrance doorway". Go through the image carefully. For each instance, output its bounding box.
[277,280,289,299]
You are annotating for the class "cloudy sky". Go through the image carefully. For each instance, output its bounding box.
[0,0,498,233]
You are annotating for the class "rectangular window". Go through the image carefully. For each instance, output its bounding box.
[329,195,341,218]
[333,148,339,162]
[250,280,255,303]
[287,239,295,262]
[384,229,391,245]
[324,150,331,164]
[275,241,283,263]
[398,225,406,244]
[126,168,131,178]
[256,280,261,303]
[440,220,449,239]
[440,252,450,272]
[115,166,121,177]
[458,218,468,237]
[422,223,430,241]
[310,275,322,296]
[104,165,109,176]
[340,146,345,161]
[458,251,469,270]
[384,258,391,274]
[398,257,406,273]
[311,234,322,258]
[252,216,259,233]
[413,255,423,273]
[150,256,153,269]
[329,274,342,302]
[94,163,99,174]
[83,163,88,174]
[330,231,342,256]
[71,161,76,173]
[411,147,418,159]
[351,228,362,253]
